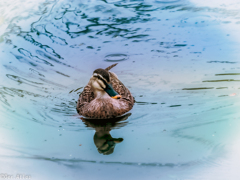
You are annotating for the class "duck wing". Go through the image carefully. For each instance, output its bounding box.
[77,82,94,111]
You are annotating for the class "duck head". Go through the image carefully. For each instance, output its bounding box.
[91,68,121,99]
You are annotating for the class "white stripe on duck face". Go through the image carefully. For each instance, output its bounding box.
[93,73,108,83]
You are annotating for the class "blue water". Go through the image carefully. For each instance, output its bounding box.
[1,0,240,179]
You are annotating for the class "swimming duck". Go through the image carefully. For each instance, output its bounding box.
[76,63,134,119]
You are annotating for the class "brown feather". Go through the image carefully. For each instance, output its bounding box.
[76,82,94,113]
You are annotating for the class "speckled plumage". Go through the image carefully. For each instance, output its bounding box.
[76,63,134,119]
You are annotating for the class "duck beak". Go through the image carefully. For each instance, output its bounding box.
[104,83,122,99]
[112,95,122,99]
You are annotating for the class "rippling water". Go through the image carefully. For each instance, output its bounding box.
[1,0,240,179]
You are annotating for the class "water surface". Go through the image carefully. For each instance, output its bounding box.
[1,0,240,179]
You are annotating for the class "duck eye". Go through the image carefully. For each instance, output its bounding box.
[96,76,104,81]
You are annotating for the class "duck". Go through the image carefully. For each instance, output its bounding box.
[76,63,134,119]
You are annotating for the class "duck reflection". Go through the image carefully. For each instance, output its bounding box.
[81,113,131,155]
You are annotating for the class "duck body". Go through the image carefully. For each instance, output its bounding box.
[77,64,134,119]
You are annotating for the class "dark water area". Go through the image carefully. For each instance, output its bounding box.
[1,0,240,179]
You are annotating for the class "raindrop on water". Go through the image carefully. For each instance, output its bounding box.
[104,54,129,62]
